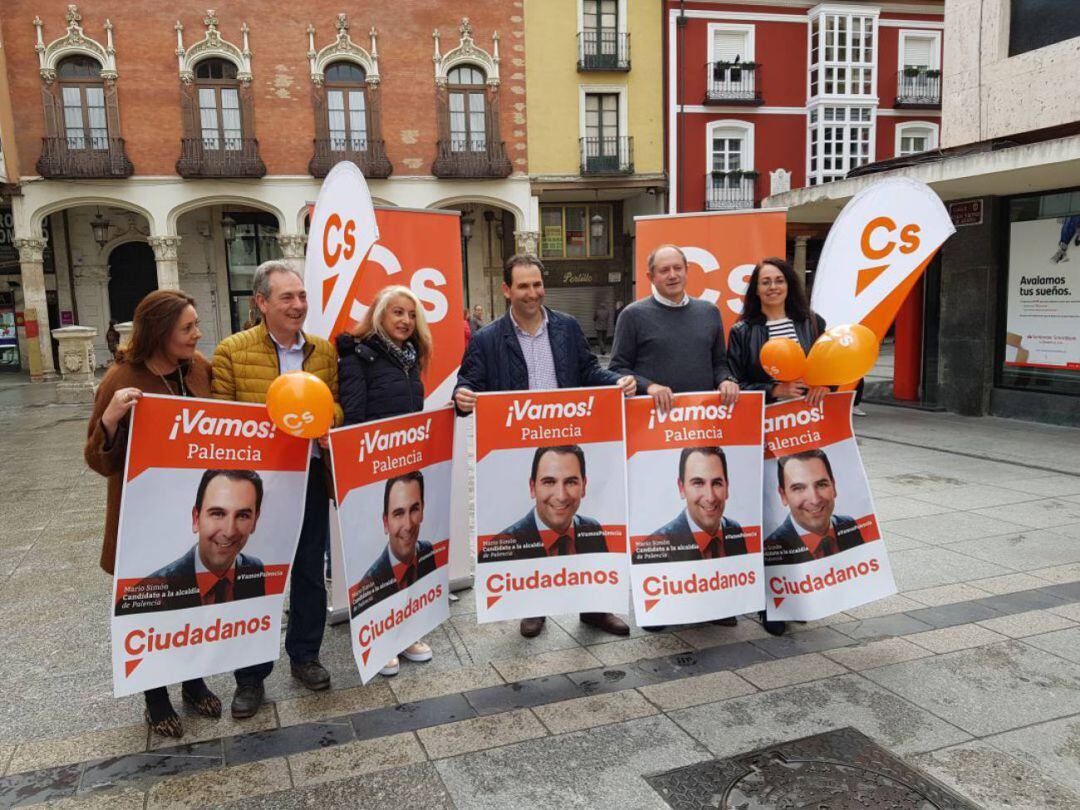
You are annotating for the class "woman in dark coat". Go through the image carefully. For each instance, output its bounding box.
[727,257,828,637]
[85,290,221,738]
[336,285,433,676]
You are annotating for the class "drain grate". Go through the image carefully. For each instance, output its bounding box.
[646,727,979,809]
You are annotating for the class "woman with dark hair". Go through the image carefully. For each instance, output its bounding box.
[728,258,827,638]
[85,289,221,738]
[727,257,829,407]
[337,284,434,676]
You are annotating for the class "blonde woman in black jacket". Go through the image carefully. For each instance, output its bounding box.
[336,285,434,675]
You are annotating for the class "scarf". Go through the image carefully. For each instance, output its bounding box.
[377,333,418,372]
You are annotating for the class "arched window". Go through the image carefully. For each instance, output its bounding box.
[895,121,939,157]
[325,61,368,151]
[57,56,107,150]
[194,58,242,151]
[447,65,488,152]
[705,120,755,210]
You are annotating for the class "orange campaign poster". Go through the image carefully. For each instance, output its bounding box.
[634,209,787,335]
[762,391,895,621]
[626,392,765,625]
[473,387,629,622]
[110,395,311,697]
[328,407,455,683]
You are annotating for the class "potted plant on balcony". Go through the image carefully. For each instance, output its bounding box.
[903,65,923,78]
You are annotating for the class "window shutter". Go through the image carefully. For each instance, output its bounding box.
[713,30,749,63]
[903,36,934,67]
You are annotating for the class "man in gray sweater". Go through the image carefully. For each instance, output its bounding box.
[609,243,741,630]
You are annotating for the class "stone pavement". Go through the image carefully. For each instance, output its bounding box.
[3,388,1080,808]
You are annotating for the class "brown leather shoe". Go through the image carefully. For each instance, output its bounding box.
[711,616,738,627]
[580,612,630,636]
[520,616,546,637]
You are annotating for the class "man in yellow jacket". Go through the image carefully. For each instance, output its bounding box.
[212,260,343,719]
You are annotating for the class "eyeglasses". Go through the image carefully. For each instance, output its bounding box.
[759,278,787,288]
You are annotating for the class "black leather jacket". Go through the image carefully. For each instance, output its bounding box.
[726,314,825,402]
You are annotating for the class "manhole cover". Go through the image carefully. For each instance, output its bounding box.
[646,727,978,809]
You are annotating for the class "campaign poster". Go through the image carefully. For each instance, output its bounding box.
[328,407,454,683]
[1004,215,1080,371]
[474,387,629,622]
[763,392,895,621]
[111,395,310,697]
[626,392,765,626]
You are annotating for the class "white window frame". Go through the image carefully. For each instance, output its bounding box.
[896,29,941,71]
[577,0,628,36]
[807,4,880,103]
[706,23,756,65]
[705,119,755,175]
[578,84,629,142]
[894,120,938,156]
[806,104,876,185]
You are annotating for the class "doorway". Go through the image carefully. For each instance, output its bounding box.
[108,242,158,323]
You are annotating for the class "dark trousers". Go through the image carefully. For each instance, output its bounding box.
[236,457,329,687]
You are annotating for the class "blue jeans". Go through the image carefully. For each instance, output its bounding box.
[236,457,329,687]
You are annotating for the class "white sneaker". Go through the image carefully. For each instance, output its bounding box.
[379,656,400,677]
[852,406,868,417]
[401,642,433,663]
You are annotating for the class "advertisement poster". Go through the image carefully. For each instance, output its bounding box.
[1005,216,1080,370]
[626,392,765,626]
[474,387,629,622]
[111,395,310,697]
[634,209,786,335]
[763,392,895,621]
[329,408,454,683]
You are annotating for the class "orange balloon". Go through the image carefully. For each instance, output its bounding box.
[804,324,880,387]
[759,338,807,382]
[266,371,335,439]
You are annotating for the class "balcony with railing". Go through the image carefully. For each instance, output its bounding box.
[176,137,266,179]
[577,31,630,71]
[895,68,942,108]
[705,172,757,211]
[432,138,512,179]
[705,62,763,105]
[580,136,633,175]
[309,137,392,179]
[36,136,134,179]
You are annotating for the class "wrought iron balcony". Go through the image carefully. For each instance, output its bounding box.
[36,136,134,179]
[705,174,757,211]
[895,68,942,108]
[705,62,763,105]
[580,136,633,175]
[309,137,392,179]
[577,31,630,71]
[432,139,512,179]
[176,137,267,179]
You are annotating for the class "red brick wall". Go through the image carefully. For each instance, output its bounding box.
[1,0,526,176]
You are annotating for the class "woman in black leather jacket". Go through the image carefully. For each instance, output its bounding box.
[727,257,829,407]
[728,257,828,638]
[336,285,433,676]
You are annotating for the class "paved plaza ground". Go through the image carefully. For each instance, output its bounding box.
[3,376,1080,808]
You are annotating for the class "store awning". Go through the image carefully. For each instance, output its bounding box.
[764,134,1080,224]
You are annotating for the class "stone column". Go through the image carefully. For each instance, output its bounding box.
[148,235,182,291]
[114,321,134,350]
[51,326,98,403]
[13,237,56,380]
[276,234,308,277]
[513,230,540,256]
[793,235,809,287]
[73,264,112,365]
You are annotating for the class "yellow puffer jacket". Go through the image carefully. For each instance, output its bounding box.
[211,322,345,427]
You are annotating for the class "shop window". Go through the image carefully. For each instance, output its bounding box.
[1009,0,1080,57]
[540,204,613,260]
[223,212,282,334]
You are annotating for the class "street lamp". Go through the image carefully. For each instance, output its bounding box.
[91,209,111,248]
[221,215,237,242]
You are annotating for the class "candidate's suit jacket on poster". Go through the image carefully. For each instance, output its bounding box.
[480,512,609,563]
[636,512,747,563]
[764,514,865,565]
[114,546,266,615]
[352,540,437,615]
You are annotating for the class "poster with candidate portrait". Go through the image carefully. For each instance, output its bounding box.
[111,395,310,697]
[626,392,765,625]
[762,392,895,621]
[474,387,629,622]
[328,407,454,683]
